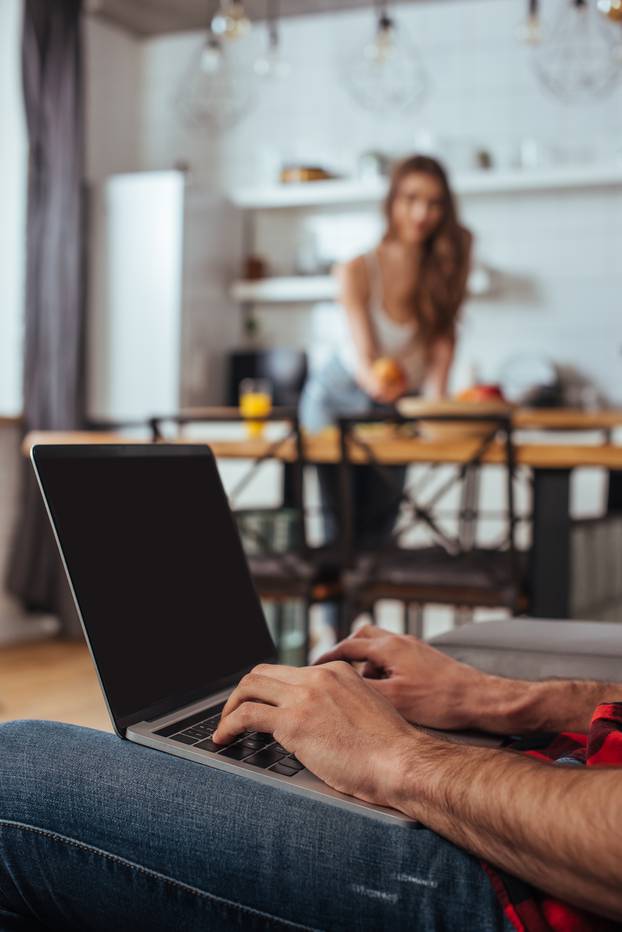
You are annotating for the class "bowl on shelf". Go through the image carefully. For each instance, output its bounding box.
[279,165,335,184]
[396,395,513,441]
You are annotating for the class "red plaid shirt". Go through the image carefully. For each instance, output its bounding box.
[482,702,622,931]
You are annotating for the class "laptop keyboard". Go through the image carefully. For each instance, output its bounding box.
[155,702,305,778]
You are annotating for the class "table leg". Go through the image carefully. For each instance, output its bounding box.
[281,462,297,508]
[530,469,571,618]
[607,470,622,515]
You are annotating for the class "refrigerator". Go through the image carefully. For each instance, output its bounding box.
[86,170,242,422]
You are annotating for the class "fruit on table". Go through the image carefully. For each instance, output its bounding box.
[455,384,505,403]
[372,356,406,387]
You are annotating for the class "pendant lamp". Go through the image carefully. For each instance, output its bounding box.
[344,0,427,114]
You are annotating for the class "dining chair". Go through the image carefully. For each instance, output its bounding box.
[335,410,529,641]
[149,408,341,663]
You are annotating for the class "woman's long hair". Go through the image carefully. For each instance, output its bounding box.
[383,155,471,346]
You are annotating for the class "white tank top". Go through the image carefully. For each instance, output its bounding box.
[339,251,427,390]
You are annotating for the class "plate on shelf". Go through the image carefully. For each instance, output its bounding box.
[396,397,512,440]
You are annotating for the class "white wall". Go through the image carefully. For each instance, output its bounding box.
[85,17,142,182]
[0,0,27,417]
[138,0,622,403]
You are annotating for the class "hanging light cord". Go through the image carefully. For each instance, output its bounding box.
[267,0,279,48]
[374,0,392,27]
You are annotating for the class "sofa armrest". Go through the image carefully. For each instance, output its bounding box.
[428,619,622,682]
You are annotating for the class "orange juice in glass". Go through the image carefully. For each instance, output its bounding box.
[239,378,272,438]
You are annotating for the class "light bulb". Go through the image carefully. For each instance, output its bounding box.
[518,12,543,45]
[212,1,251,41]
[598,0,622,21]
[532,0,622,102]
[200,36,223,74]
[370,15,395,64]
[177,38,256,130]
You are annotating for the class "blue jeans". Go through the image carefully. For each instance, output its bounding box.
[0,720,512,931]
[299,356,407,550]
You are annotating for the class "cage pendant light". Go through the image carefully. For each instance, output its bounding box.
[344,0,427,114]
[176,0,256,129]
[532,0,622,102]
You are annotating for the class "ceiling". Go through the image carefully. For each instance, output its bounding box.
[87,0,459,38]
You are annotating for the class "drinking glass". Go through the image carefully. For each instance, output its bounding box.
[239,378,272,438]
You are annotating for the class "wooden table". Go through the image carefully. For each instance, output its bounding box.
[23,409,622,620]
[22,427,622,470]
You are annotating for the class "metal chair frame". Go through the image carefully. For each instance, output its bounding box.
[336,411,523,638]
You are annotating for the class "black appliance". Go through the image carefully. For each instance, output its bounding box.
[227,349,308,408]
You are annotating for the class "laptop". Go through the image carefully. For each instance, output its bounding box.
[31,443,415,826]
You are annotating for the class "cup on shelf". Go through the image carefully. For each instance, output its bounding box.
[243,255,268,281]
[239,378,272,438]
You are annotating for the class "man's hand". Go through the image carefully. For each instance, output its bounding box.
[316,625,498,731]
[317,625,622,735]
[212,661,416,806]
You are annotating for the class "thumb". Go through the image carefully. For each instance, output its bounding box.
[315,637,383,667]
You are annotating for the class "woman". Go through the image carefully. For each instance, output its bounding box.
[300,154,473,547]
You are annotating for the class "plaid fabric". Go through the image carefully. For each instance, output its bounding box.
[482,702,622,931]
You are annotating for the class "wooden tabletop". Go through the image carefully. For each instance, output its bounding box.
[512,409,622,431]
[23,426,622,470]
[174,405,622,431]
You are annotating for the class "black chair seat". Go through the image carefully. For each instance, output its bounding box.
[247,553,315,584]
[248,545,343,596]
[345,547,527,596]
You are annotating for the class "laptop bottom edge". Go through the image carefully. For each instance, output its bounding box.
[126,727,417,827]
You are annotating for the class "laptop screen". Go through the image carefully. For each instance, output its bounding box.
[32,445,277,732]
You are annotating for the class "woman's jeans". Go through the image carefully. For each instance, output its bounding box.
[299,357,406,550]
[0,720,512,931]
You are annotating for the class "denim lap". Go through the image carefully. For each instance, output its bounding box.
[0,720,511,931]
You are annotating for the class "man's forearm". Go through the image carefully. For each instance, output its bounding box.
[464,675,622,734]
[387,733,622,921]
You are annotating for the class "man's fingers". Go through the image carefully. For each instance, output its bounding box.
[314,624,390,666]
[250,663,306,684]
[351,624,390,641]
[362,660,385,679]
[361,676,395,701]
[213,701,279,745]
[220,673,295,721]
[315,637,383,667]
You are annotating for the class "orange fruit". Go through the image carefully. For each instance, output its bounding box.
[372,357,405,387]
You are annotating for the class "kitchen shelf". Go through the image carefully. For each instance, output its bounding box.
[230,267,493,304]
[231,276,336,303]
[229,163,622,210]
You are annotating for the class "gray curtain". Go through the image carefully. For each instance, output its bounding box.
[6,0,85,634]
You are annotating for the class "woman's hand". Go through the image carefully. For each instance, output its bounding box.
[357,363,406,404]
[212,660,417,806]
[315,625,501,732]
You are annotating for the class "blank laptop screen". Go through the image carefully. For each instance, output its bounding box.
[33,446,276,730]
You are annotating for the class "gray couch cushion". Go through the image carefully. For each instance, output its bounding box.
[428,619,622,681]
